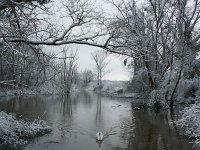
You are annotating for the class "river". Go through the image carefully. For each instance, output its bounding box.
[0,90,193,150]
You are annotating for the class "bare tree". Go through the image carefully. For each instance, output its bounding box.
[62,49,78,93]
[0,0,50,11]
[91,51,109,88]
[0,0,135,57]
[0,0,115,94]
[0,0,52,88]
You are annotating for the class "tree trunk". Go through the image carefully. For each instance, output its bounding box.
[142,55,155,90]
[169,63,183,109]
[97,72,100,86]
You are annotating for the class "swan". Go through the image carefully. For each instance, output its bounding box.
[96,132,104,141]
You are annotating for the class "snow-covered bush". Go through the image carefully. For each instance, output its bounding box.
[0,111,52,149]
[148,90,169,108]
[149,62,200,107]
[177,78,200,103]
[148,68,175,108]
[177,103,200,148]
[173,59,200,103]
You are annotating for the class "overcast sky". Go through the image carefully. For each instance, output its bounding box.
[77,45,130,81]
[47,0,131,81]
[76,0,130,81]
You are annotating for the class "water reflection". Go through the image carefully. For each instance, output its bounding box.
[59,94,72,142]
[0,95,50,119]
[61,94,72,117]
[0,91,194,150]
[95,94,103,148]
[96,93,102,121]
[125,104,192,150]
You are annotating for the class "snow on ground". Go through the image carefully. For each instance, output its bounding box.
[0,84,59,97]
[177,103,200,148]
[0,82,79,97]
[86,80,135,98]
[0,111,52,149]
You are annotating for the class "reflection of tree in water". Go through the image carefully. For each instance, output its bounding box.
[61,94,72,117]
[60,94,73,142]
[71,90,92,108]
[94,93,103,147]
[96,93,101,120]
[124,104,193,150]
[95,93,103,139]
[81,91,93,106]
[0,96,47,118]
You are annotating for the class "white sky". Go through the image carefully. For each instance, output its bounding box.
[44,0,131,81]
[76,0,130,81]
[77,45,130,81]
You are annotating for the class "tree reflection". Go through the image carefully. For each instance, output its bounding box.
[124,105,193,150]
[0,95,47,118]
[61,94,72,117]
[95,93,103,147]
[60,94,73,142]
[96,93,102,118]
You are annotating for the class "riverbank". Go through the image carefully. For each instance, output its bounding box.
[86,80,141,99]
[0,87,53,97]
[0,83,80,97]
[0,92,194,150]
[0,111,52,149]
[1,82,200,149]
[177,102,200,148]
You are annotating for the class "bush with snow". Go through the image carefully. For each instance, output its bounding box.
[177,103,200,148]
[0,111,52,149]
[148,64,200,107]
[90,80,133,97]
[148,90,169,108]
[177,78,200,103]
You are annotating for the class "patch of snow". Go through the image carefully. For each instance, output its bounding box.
[0,111,52,149]
[86,80,134,98]
[177,103,200,148]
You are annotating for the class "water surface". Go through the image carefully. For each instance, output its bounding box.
[0,91,193,150]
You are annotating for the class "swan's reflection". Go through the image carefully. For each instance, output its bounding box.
[95,93,103,147]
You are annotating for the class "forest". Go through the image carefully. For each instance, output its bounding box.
[0,0,200,149]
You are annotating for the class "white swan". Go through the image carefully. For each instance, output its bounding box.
[96,132,104,141]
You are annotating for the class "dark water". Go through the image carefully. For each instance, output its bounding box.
[0,91,193,150]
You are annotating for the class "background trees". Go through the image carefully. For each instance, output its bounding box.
[0,0,113,92]
[0,0,109,92]
[63,50,78,93]
[80,69,94,87]
[91,50,109,88]
[0,0,52,88]
[1,0,200,108]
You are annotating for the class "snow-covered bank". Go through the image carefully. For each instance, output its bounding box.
[0,111,52,149]
[0,87,54,97]
[86,80,136,98]
[0,83,60,97]
[0,83,80,97]
[177,103,200,148]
